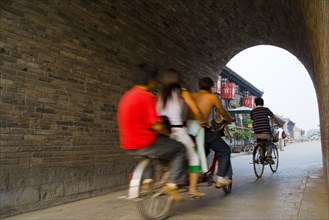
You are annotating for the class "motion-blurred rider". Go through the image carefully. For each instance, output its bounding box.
[117,63,187,201]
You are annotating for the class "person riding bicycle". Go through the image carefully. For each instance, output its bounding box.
[250,97,283,164]
[156,69,205,198]
[187,77,235,188]
[117,63,187,202]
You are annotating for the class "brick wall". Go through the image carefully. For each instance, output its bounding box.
[301,0,329,188]
[0,0,325,217]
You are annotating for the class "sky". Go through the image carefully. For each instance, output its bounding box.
[226,45,319,131]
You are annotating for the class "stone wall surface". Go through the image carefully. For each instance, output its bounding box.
[301,0,329,188]
[0,0,327,217]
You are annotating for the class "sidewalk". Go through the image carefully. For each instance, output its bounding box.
[3,141,328,220]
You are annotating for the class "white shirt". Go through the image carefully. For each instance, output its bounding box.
[156,90,184,126]
[277,127,283,139]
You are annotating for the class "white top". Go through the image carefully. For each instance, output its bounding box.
[157,89,184,126]
[277,127,283,139]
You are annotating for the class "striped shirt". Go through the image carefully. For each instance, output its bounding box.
[250,106,274,134]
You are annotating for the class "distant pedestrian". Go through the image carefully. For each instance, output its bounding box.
[277,127,284,151]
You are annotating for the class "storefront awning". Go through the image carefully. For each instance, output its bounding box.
[228,106,252,114]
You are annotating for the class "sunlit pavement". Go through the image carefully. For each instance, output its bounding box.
[4,141,328,220]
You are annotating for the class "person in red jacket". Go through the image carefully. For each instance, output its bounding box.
[117,63,187,201]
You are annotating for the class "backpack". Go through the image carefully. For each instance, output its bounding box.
[282,131,287,138]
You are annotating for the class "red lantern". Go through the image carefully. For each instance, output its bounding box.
[243,95,255,108]
[221,82,235,99]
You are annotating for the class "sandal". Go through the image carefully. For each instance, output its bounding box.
[188,188,205,198]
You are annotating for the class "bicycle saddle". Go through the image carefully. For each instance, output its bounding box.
[256,138,268,143]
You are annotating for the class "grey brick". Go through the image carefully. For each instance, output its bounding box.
[0,0,327,218]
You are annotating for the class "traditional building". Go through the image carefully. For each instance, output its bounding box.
[276,115,297,140]
[215,67,297,140]
[215,66,264,110]
[214,66,263,128]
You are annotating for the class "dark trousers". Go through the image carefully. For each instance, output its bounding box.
[205,127,233,178]
[132,135,187,185]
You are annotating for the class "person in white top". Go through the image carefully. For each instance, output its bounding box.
[277,127,284,151]
[156,69,205,198]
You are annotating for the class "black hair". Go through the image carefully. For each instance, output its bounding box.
[198,77,214,91]
[158,69,183,108]
[255,97,264,106]
[136,62,159,85]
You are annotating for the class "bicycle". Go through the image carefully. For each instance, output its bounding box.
[243,141,255,154]
[128,155,173,220]
[128,150,232,220]
[252,138,279,178]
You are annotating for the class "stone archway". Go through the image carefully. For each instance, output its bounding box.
[0,0,327,217]
[225,45,319,138]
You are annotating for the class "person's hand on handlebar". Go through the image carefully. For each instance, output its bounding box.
[151,122,170,137]
[228,117,235,124]
[198,120,208,127]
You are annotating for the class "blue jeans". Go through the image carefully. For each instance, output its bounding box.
[131,136,187,185]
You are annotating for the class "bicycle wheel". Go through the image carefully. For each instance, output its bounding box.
[253,145,265,178]
[269,144,279,172]
[243,145,249,154]
[134,159,174,220]
[212,155,232,194]
[222,176,232,194]
[248,143,254,154]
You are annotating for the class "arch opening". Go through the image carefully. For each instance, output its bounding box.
[221,44,320,152]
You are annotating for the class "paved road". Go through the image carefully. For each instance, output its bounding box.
[4,141,328,220]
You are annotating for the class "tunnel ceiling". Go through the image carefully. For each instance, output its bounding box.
[2,0,313,88]
[74,0,314,85]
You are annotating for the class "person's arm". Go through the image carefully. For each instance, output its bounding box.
[151,122,170,136]
[148,95,170,136]
[224,124,232,143]
[266,108,282,127]
[180,90,205,123]
[271,116,283,127]
[213,95,235,123]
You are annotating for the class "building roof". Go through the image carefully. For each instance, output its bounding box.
[276,115,296,126]
[228,106,252,114]
[221,66,264,97]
